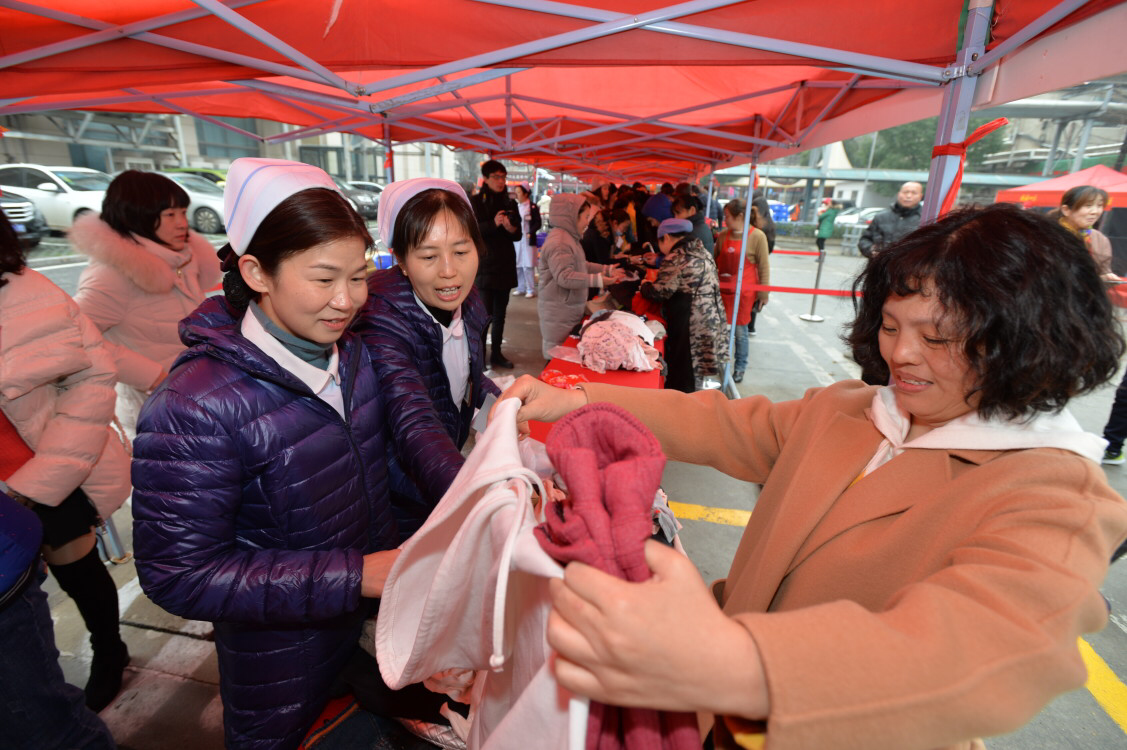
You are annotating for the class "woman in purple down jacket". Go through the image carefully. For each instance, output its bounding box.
[130,159,436,750]
[354,179,499,540]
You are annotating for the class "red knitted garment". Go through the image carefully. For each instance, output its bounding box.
[537,403,700,750]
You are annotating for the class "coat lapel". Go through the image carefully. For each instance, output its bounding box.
[724,410,883,614]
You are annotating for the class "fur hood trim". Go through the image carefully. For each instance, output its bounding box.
[69,212,220,295]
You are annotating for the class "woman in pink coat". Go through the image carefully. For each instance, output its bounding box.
[70,170,220,435]
[498,204,1127,750]
[0,213,132,714]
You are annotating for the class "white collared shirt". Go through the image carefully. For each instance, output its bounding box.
[240,309,345,419]
[413,294,470,407]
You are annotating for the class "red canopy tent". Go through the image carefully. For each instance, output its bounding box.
[1,0,1126,218]
[995,165,1127,208]
[997,165,1127,275]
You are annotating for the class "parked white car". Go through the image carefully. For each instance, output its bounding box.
[161,171,226,234]
[834,206,883,226]
[0,163,111,231]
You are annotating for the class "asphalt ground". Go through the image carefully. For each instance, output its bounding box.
[27,231,1127,749]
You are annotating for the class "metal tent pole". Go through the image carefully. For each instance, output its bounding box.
[920,1,994,224]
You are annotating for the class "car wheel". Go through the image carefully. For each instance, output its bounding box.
[73,208,92,224]
[194,207,223,234]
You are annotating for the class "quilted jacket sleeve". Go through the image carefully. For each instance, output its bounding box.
[3,291,118,506]
[131,387,364,624]
[359,307,466,504]
[73,267,163,389]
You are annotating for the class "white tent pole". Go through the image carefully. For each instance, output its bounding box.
[966,0,1090,75]
[384,124,394,184]
[920,1,995,224]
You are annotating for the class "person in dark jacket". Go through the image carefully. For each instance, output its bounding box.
[355,178,500,541]
[131,159,435,750]
[0,491,116,749]
[471,159,521,368]
[858,181,923,258]
[672,193,715,254]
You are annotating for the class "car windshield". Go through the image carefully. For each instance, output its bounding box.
[52,169,112,191]
[167,174,223,195]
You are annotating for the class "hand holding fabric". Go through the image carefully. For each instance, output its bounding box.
[492,374,587,432]
[548,540,769,719]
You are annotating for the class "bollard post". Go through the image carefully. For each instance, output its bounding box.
[799,248,826,323]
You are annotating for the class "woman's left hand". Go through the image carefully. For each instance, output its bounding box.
[547,540,769,717]
[361,549,402,597]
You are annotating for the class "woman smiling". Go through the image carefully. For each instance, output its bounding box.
[354,178,500,540]
[496,203,1127,750]
[131,159,428,749]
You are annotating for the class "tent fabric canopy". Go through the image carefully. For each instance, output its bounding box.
[995,165,1127,208]
[2,1,1126,182]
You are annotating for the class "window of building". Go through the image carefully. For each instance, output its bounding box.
[195,118,260,159]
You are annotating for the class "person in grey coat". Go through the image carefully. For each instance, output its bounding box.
[536,194,626,359]
[858,182,923,258]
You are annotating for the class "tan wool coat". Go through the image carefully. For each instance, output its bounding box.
[581,379,1127,750]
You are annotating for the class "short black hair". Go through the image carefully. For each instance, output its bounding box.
[389,188,485,262]
[660,182,674,195]
[0,211,26,288]
[846,203,1124,420]
[101,171,190,247]
[672,194,702,214]
[481,159,506,178]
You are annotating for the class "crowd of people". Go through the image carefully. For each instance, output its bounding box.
[2,157,1126,750]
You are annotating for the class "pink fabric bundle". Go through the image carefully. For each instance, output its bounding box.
[536,403,700,750]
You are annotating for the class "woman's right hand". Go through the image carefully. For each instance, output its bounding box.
[491,374,588,432]
[361,549,401,598]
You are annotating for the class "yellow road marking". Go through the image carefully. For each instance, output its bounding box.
[668,501,751,528]
[1080,638,1127,734]
[671,503,1127,736]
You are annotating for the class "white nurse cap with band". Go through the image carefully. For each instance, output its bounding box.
[223,158,342,255]
[378,178,472,250]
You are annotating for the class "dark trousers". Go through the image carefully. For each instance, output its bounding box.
[1103,368,1127,452]
[480,287,511,357]
[815,236,827,251]
[0,571,116,749]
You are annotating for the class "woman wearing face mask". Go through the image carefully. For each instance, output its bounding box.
[131,159,434,750]
[536,194,627,359]
[1052,185,1118,280]
[354,178,500,541]
[70,170,220,436]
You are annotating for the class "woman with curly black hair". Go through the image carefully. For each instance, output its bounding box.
[495,203,1127,750]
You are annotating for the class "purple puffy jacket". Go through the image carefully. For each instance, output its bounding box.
[132,297,395,750]
[354,269,499,540]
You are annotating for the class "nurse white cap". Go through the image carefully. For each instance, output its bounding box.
[378,177,472,250]
[224,158,342,255]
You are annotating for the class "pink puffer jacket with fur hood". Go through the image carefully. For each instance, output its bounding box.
[0,268,131,515]
[69,212,220,389]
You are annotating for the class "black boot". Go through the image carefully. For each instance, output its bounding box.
[49,546,129,712]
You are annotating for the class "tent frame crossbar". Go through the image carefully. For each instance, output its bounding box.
[920,0,994,222]
[478,0,947,84]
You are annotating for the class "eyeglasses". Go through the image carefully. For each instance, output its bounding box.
[486,172,507,181]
